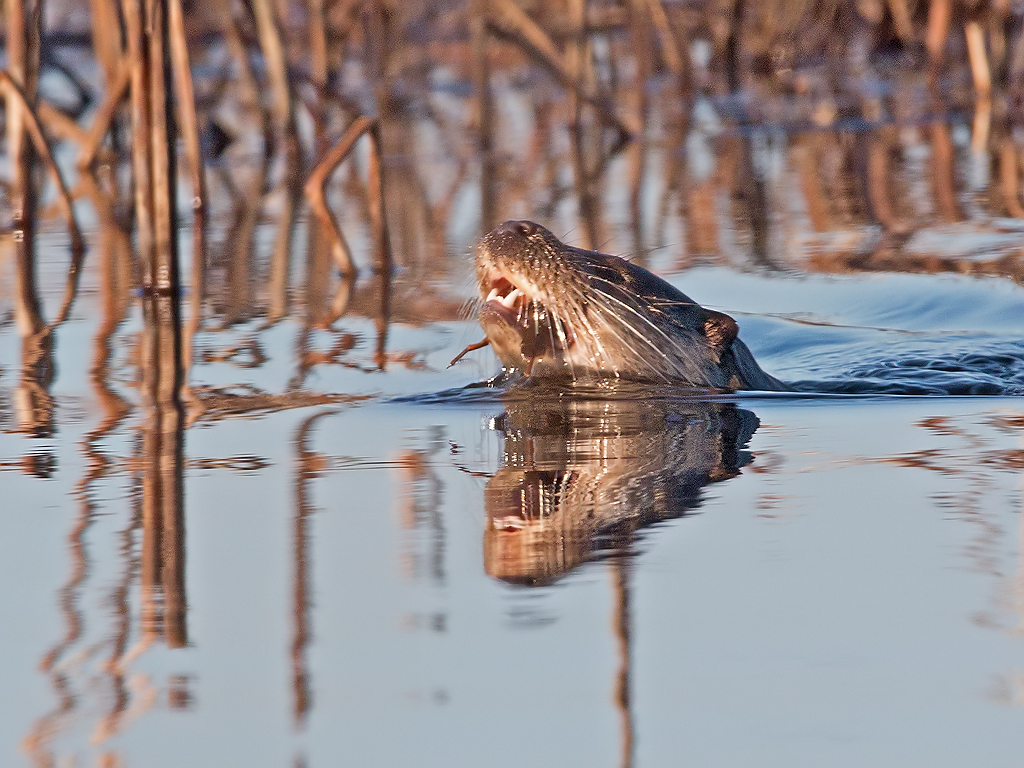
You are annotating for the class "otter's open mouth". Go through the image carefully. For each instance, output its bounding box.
[479,269,575,352]
[483,274,527,321]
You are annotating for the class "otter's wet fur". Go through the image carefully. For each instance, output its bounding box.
[473,220,786,391]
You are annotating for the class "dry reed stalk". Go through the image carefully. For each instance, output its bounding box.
[6,0,43,339]
[566,0,588,119]
[145,0,178,298]
[308,0,329,88]
[215,0,262,108]
[1,71,87,328]
[487,0,637,140]
[723,0,744,94]
[0,72,86,262]
[926,0,952,66]
[362,1,388,84]
[626,0,653,252]
[304,115,376,276]
[972,95,992,155]
[167,0,205,396]
[252,0,298,157]
[78,61,130,167]
[965,20,993,100]
[471,2,497,232]
[168,0,206,248]
[644,0,682,75]
[885,0,914,43]
[324,0,362,64]
[565,0,601,249]
[366,122,393,274]
[122,0,156,285]
[88,0,124,83]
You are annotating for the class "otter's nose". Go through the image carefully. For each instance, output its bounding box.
[494,220,541,239]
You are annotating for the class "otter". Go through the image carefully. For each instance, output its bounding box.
[460,220,786,390]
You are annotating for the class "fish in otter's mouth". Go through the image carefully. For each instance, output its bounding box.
[455,220,785,391]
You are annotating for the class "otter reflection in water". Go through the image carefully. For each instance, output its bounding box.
[484,395,759,585]
[460,220,786,391]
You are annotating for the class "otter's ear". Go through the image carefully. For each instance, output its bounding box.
[703,309,739,350]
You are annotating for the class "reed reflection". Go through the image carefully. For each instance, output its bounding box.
[139,286,187,648]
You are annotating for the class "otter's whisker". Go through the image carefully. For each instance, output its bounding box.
[545,319,558,371]
[562,292,617,371]
[563,297,608,363]
[583,286,700,371]
[564,291,669,381]
[551,310,576,380]
[585,284,686,350]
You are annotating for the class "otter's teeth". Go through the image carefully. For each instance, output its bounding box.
[485,288,499,303]
[500,288,523,309]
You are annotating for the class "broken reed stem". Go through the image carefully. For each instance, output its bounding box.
[307,0,329,88]
[304,115,374,277]
[0,72,87,278]
[78,59,130,167]
[36,100,88,144]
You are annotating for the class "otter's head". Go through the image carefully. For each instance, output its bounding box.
[475,220,738,385]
